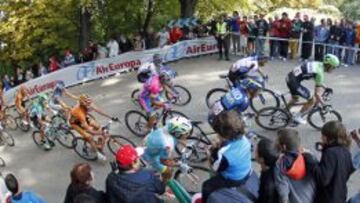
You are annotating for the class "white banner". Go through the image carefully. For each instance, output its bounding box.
[4,37,218,104]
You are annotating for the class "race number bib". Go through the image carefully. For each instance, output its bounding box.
[292,66,303,77]
[212,101,224,115]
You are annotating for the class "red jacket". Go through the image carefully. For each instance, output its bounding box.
[270,20,280,37]
[278,19,292,38]
[169,28,183,44]
[240,21,249,36]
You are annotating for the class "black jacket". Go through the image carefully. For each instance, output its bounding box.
[304,143,355,203]
[302,21,314,41]
[256,167,279,203]
[63,183,106,203]
[106,169,166,203]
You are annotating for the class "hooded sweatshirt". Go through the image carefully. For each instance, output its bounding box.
[274,152,316,203]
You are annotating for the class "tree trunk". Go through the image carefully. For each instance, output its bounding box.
[143,0,155,33]
[179,0,198,18]
[79,7,91,50]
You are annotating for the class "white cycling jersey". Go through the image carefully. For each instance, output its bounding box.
[138,62,157,75]
[230,56,259,76]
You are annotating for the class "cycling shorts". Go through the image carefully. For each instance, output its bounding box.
[49,99,62,111]
[30,115,45,130]
[286,73,311,100]
[70,115,98,141]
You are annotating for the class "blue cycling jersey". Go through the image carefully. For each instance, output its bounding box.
[221,87,249,112]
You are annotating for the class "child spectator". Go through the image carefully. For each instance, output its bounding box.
[48,56,61,72]
[63,49,76,67]
[304,121,355,203]
[107,37,119,58]
[274,128,316,203]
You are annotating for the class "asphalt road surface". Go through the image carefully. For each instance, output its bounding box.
[1,54,360,202]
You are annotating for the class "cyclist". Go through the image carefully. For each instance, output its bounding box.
[69,94,118,161]
[15,86,30,125]
[209,77,263,120]
[49,81,78,112]
[137,54,177,79]
[286,54,339,124]
[142,116,192,182]
[29,93,52,150]
[138,69,171,128]
[228,55,268,87]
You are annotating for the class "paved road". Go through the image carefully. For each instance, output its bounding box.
[1,55,360,202]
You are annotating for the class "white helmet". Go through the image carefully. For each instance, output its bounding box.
[167,116,192,138]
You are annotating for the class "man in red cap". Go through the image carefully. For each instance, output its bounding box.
[105,144,166,203]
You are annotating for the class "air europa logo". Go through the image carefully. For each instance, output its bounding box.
[26,80,61,96]
[186,44,217,54]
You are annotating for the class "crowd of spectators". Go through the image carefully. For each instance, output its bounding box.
[215,11,360,66]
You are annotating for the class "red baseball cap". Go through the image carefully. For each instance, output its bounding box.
[116,145,140,167]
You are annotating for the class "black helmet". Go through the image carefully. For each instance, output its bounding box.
[137,69,152,83]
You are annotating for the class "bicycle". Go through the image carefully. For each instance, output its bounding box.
[255,88,342,131]
[205,74,280,113]
[0,107,17,131]
[14,109,31,132]
[32,117,76,150]
[0,122,15,147]
[125,106,188,138]
[72,120,136,161]
[175,116,266,163]
[131,84,192,107]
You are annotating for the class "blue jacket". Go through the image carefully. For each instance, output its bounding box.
[314,25,329,43]
[8,191,46,203]
[230,17,240,32]
[344,27,356,46]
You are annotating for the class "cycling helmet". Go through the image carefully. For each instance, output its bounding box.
[238,77,263,91]
[79,94,92,105]
[159,72,171,84]
[167,116,192,138]
[37,93,48,102]
[55,81,65,89]
[137,69,152,83]
[323,54,340,68]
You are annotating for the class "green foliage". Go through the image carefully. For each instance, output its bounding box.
[339,0,360,20]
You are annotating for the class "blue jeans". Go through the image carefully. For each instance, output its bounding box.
[270,40,279,57]
[344,45,355,65]
[255,38,266,56]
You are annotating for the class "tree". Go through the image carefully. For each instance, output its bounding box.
[179,0,198,18]
[339,0,360,19]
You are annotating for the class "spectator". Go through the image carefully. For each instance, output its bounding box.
[144,27,158,49]
[64,163,106,203]
[133,34,145,51]
[9,76,15,88]
[48,56,61,73]
[89,40,98,60]
[278,12,292,61]
[355,22,360,64]
[25,69,34,81]
[96,43,108,59]
[327,20,338,55]
[15,67,25,85]
[202,110,252,202]
[184,27,195,40]
[2,74,12,91]
[335,19,346,61]
[325,18,334,54]
[239,16,249,56]
[118,34,133,53]
[78,51,85,63]
[247,16,257,56]
[255,13,269,57]
[74,194,96,203]
[37,62,47,77]
[255,138,280,203]
[230,11,241,54]
[169,26,183,44]
[269,15,280,59]
[0,173,9,203]
[314,19,330,61]
[63,49,76,67]
[348,130,360,203]
[289,12,302,59]
[157,25,170,48]
[344,21,356,66]
[5,173,45,203]
[215,14,230,61]
[304,121,355,203]
[106,144,166,203]
[274,129,316,203]
[107,37,119,58]
[301,15,314,61]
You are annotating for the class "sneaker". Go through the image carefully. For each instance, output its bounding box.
[43,143,51,150]
[294,115,307,125]
[282,58,287,62]
[22,120,29,126]
[97,152,107,161]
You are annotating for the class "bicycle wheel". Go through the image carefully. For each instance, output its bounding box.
[205,88,227,108]
[3,115,17,131]
[56,129,75,149]
[255,107,290,131]
[175,137,210,163]
[171,85,192,106]
[107,135,137,155]
[32,131,44,147]
[1,131,14,147]
[15,117,30,132]
[51,115,66,129]
[73,137,98,161]
[174,165,213,195]
[250,89,280,113]
[0,157,5,167]
[125,110,150,137]
[162,110,189,126]
[308,107,342,130]
[131,89,141,108]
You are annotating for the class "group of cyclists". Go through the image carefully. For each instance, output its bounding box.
[0,51,341,200]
